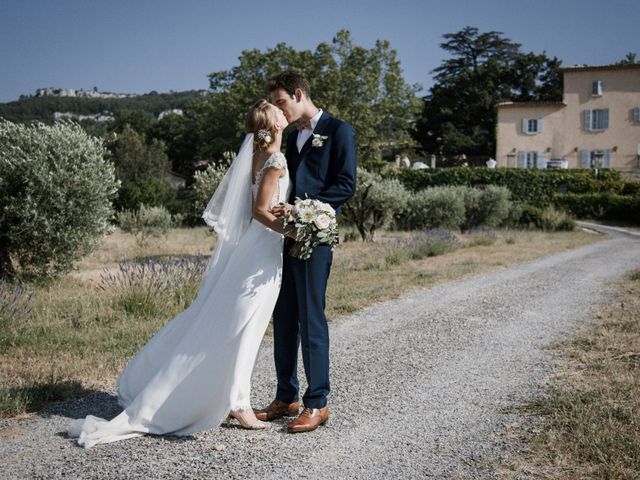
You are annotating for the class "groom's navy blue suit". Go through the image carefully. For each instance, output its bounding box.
[273,111,356,409]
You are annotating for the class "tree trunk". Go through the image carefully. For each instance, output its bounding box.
[0,239,15,281]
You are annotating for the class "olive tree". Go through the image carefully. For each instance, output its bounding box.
[0,120,118,279]
[342,168,410,241]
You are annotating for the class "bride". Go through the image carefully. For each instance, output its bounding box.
[69,100,293,448]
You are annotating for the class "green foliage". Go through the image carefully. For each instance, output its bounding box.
[201,30,421,164]
[413,26,562,161]
[393,167,626,208]
[621,181,640,196]
[539,206,576,231]
[516,204,576,231]
[191,161,231,224]
[400,186,465,230]
[342,168,411,241]
[0,120,118,279]
[458,185,511,232]
[554,193,640,225]
[117,204,176,246]
[106,125,176,211]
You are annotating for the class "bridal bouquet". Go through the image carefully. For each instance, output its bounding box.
[285,198,339,260]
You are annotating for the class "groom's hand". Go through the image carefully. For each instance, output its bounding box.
[271,202,293,219]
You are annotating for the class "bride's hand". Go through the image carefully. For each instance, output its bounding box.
[271,203,292,219]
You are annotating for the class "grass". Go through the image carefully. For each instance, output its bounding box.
[503,268,640,479]
[0,226,603,418]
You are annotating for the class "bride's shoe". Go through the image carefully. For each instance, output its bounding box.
[225,409,270,430]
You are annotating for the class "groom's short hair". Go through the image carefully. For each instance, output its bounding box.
[267,71,311,99]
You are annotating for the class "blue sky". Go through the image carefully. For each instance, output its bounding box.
[0,0,638,102]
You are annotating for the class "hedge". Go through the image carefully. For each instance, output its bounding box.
[391,168,627,208]
[554,193,640,225]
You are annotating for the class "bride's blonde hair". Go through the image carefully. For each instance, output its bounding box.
[245,100,278,151]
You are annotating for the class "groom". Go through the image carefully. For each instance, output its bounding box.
[254,71,356,433]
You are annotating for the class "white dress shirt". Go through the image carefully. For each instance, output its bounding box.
[296,109,323,153]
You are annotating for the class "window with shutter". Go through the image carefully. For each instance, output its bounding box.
[536,150,546,169]
[518,151,527,169]
[585,109,609,131]
[580,150,591,168]
[592,80,603,96]
[633,107,640,123]
[522,117,542,134]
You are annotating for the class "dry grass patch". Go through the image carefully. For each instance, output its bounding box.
[503,269,640,479]
[1,227,603,417]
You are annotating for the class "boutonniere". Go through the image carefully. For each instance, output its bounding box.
[311,134,328,148]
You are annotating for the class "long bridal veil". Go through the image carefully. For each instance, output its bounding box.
[201,133,254,282]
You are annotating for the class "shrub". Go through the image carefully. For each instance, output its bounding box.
[191,163,228,223]
[401,186,465,230]
[518,204,545,229]
[342,168,411,241]
[0,120,118,279]
[539,206,576,231]
[97,255,207,317]
[515,204,575,231]
[117,204,176,246]
[457,185,511,233]
[392,167,626,208]
[621,181,640,197]
[554,193,640,225]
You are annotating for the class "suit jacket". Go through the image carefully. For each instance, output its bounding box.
[285,111,356,214]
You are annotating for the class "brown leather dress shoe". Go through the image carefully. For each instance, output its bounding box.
[286,407,329,433]
[253,399,300,422]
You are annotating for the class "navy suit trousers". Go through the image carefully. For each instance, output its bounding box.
[273,241,332,408]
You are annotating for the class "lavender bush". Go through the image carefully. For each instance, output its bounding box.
[98,254,207,317]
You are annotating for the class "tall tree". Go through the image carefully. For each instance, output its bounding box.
[413,26,561,163]
[617,52,638,65]
[189,30,420,166]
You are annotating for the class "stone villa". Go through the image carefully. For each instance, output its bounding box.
[495,64,640,179]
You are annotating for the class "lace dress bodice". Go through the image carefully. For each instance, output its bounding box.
[251,151,291,210]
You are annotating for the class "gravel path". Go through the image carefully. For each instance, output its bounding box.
[2,227,640,479]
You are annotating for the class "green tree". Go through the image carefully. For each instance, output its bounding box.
[107,126,174,211]
[0,120,118,279]
[617,52,638,65]
[413,26,562,163]
[150,112,198,177]
[192,30,420,166]
[342,168,410,241]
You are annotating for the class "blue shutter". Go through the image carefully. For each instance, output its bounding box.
[518,151,527,168]
[522,118,529,134]
[537,118,544,133]
[584,110,592,131]
[536,150,546,169]
[603,109,609,129]
[634,107,640,122]
[580,150,591,168]
[603,149,612,168]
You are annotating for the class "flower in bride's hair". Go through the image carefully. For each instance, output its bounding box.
[256,129,272,144]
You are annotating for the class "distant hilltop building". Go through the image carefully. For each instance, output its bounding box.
[53,112,114,123]
[35,87,136,99]
[158,109,184,119]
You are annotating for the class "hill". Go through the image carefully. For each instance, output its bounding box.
[0,90,207,124]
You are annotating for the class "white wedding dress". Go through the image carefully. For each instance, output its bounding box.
[69,151,290,448]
